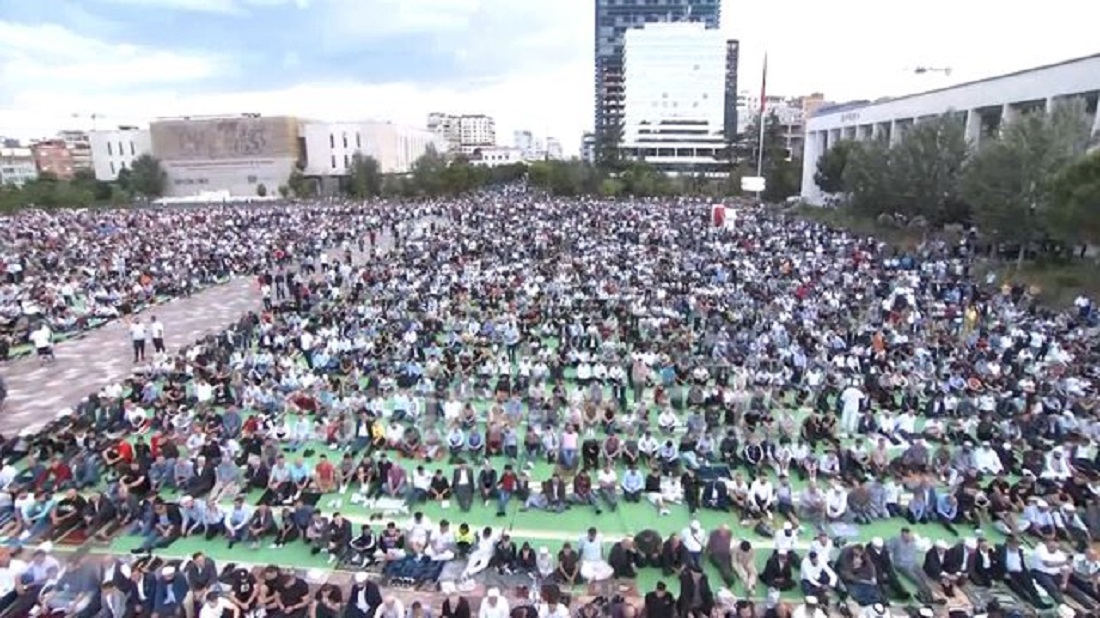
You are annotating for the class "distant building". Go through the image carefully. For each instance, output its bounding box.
[619,22,729,173]
[88,127,151,181]
[57,130,93,172]
[513,130,535,157]
[31,139,76,179]
[471,146,524,167]
[148,115,301,197]
[427,113,496,155]
[724,40,740,145]
[594,0,721,150]
[581,132,597,163]
[0,148,38,186]
[301,121,444,176]
[545,137,564,160]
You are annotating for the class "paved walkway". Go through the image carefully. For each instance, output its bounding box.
[0,220,424,435]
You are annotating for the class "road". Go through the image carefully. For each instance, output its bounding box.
[0,220,425,435]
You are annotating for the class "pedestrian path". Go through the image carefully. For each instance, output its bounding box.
[0,222,414,435]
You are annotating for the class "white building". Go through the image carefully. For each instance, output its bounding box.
[802,54,1100,204]
[427,113,496,155]
[0,148,38,186]
[301,121,444,177]
[89,127,151,181]
[620,22,728,173]
[472,146,524,167]
[546,137,564,160]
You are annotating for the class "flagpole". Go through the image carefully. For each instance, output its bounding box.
[755,52,768,180]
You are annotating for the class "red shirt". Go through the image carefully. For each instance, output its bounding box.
[116,441,134,462]
[499,471,517,492]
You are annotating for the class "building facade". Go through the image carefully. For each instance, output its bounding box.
[427,113,496,155]
[723,39,740,144]
[472,147,524,167]
[31,140,76,180]
[594,0,721,153]
[620,22,728,173]
[0,148,37,186]
[57,130,93,172]
[801,54,1100,204]
[148,115,301,197]
[581,132,597,163]
[300,121,444,177]
[89,127,151,181]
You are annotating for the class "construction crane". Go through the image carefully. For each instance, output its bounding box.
[71,113,106,131]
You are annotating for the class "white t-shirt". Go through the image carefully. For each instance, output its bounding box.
[130,323,146,341]
[0,559,28,596]
[150,321,164,339]
[30,327,51,349]
[199,597,234,618]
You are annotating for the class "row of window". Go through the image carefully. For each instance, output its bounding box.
[105,141,136,157]
[329,133,363,150]
[173,178,210,186]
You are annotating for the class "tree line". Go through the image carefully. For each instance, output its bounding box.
[812,100,1100,260]
[0,154,165,212]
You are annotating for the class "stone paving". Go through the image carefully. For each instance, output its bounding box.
[0,220,421,435]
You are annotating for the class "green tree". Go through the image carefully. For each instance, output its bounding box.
[410,146,448,196]
[814,140,859,194]
[347,152,383,197]
[764,157,802,202]
[889,114,969,224]
[129,154,166,197]
[1049,149,1100,248]
[963,101,1093,266]
[256,183,268,197]
[842,137,895,218]
[116,166,133,193]
[277,185,290,199]
[595,125,623,171]
[287,169,308,198]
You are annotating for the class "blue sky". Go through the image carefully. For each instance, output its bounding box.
[0,0,1098,155]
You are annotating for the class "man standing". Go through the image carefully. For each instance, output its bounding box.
[150,316,166,355]
[130,318,147,363]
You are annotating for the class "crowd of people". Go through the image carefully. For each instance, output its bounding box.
[0,204,385,361]
[0,194,1098,618]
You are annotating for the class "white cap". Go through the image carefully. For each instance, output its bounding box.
[162,566,176,577]
[805,596,818,605]
[1058,605,1078,618]
[782,522,793,530]
[871,537,883,548]
[181,496,194,504]
[487,587,500,598]
[919,609,934,618]
[539,547,549,554]
[1037,499,1050,508]
[439,581,456,594]
[690,520,701,530]
[964,538,978,550]
[354,572,368,584]
[935,540,949,550]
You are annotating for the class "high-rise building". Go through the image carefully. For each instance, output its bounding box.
[619,22,728,173]
[581,132,597,163]
[724,40,740,143]
[545,137,564,160]
[427,113,496,155]
[594,0,721,158]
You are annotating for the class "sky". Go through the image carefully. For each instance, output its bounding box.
[0,0,1097,156]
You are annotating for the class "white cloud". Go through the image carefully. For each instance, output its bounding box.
[0,21,221,96]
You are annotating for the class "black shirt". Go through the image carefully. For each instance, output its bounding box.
[280,577,310,607]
